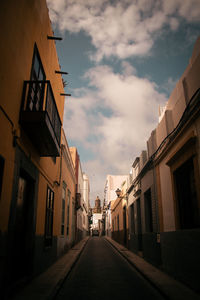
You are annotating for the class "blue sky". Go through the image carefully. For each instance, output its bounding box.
[47,0,200,206]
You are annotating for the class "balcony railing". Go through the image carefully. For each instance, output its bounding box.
[20,80,62,157]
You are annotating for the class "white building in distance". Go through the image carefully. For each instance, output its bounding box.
[104,175,128,236]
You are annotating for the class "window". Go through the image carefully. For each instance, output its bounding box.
[144,188,153,232]
[174,158,199,229]
[0,155,5,200]
[117,214,119,232]
[61,182,66,235]
[52,157,56,164]
[166,134,200,230]
[136,198,142,235]
[45,186,54,247]
[31,45,46,82]
[130,203,135,234]
[78,215,82,230]
[66,189,71,235]
[27,45,46,111]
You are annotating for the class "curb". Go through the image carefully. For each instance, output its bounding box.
[48,236,90,300]
[104,237,200,300]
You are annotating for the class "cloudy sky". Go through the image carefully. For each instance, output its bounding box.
[46,0,200,206]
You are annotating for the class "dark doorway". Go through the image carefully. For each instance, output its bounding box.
[174,158,199,229]
[136,198,143,251]
[123,206,127,246]
[12,170,35,282]
[0,155,5,199]
[144,188,153,232]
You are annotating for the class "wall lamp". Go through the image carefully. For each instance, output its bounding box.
[115,188,122,198]
[54,180,60,186]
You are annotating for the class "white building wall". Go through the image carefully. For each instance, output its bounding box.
[77,161,84,232]
[105,175,128,205]
[104,175,128,235]
[82,173,90,235]
[92,213,102,230]
[83,173,90,212]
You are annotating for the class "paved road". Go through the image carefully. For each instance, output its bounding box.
[54,237,165,300]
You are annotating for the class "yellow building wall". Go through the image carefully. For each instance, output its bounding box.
[0,0,70,283]
[0,0,65,234]
[55,130,76,255]
[0,117,15,232]
[111,196,128,246]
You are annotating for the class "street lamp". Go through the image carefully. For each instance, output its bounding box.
[115,188,121,198]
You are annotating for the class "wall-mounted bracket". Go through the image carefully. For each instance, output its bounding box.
[47,35,62,41]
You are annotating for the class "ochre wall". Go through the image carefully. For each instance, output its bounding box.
[0,0,65,235]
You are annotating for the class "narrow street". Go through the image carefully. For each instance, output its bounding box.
[54,237,165,300]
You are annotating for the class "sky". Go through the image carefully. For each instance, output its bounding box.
[46,0,200,206]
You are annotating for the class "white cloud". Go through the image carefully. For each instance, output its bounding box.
[64,63,167,200]
[63,91,99,144]
[46,0,200,202]
[47,0,200,62]
[169,17,179,31]
[121,61,137,76]
[176,0,200,22]
[162,0,200,22]
[82,159,110,205]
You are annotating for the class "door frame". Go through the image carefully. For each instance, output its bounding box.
[7,145,39,284]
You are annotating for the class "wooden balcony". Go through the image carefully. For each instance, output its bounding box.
[20,81,61,156]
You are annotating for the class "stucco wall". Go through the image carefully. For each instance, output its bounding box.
[158,161,175,231]
[0,0,67,288]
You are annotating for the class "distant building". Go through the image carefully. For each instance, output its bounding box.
[70,147,90,242]
[82,173,90,237]
[104,175,128,237]
[93,196,102,213]
[104,175,128,205]
[90,197,103,235]
[91,213,103,231]
[57,130,76,256]
[111,179,129,246]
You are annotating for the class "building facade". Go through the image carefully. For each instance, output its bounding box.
[127,149,161,265]
[154,37,200,291]
[93,196,102,213]
[0,1,79,296]
[82,173,90,236]
[121,37,200,292]
[111,179,129,247]
[57,130,76,257]
[69,147,90,242]
[104,175,128,237]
